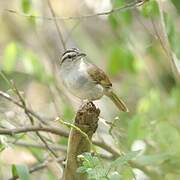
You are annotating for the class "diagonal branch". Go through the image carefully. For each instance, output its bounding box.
[0,90,52,124]
[3,77,59,158]
[157,0,180,81]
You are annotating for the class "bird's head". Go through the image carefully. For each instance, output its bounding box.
[60,48,86,65]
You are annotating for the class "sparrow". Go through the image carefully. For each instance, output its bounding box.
[59,48,128,112]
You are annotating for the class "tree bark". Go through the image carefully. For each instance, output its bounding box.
[63,102,100,180]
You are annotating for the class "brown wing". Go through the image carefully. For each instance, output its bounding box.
[87,64,112,88]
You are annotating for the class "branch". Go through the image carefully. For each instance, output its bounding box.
[9,140,113,160]
[47,0,66,50]
[4,78,59,158]
[0,124,161,178]
[63,102,100,180]
[4,0,148,21]
[92,140,120,158]
[9,157,65,180]
[0,88,161,178]
[9,140,67,152]
[155,0,180,81]
[29,156,65,174]
[0,89,117,156]
[0,91,51,124]
[0,125,69,137]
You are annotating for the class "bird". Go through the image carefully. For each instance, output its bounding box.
[59,48,128,112]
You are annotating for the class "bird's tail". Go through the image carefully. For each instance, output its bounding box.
[105,89,129,112]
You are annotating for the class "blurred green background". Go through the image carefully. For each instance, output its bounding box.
[0,0,180,179]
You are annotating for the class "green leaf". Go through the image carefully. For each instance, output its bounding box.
[28,147,44,161]
[110,151,140,169]
[3,42,18,73]
[154,122,180,153]
[163,13,180,72]
[76,166,87,174]
[0,136,8,152]
[77,153,107,179]
[22,50,52,83]
[0,144,5,152]
[127,116,146,146]
[164,13,176,49]
[109,0,132,27]
[108,172,122,180]
[12,164,30,180]
[121,167,134,180]
[63,104,74,121]
[171,0,180,14]
[21,0,32,13]
[136,153,170,166]
[141,0,160,18]
[171,86,180,106]
[108,46,135,75]
[78,152,101,168]
[108,14,119,29]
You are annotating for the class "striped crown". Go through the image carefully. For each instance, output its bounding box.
[60,48,86,64]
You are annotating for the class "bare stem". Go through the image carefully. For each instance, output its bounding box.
[47,0,66,51]
[63,102,100,180]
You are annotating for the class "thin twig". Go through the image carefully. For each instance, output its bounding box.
[92,140,120,158]
[1,75,59,157]
[0,87,160,178]
[9,140,67,152]
[12,82,34,124]
[9,140,112,160]
[0,125,69,136]
[4,0,148,21]
[0,125,163,178]
[0,89,113,154]
[29,156,65,173]
[9,157,65,180]
[37,132,59,157]
[65,20,81,44]
[47,0,66,51]
[150,18,167,54]
[156,0,180,81]
[0,90,51,124]
[135,12,155,38]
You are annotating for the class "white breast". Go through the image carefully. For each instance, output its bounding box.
[60,59,104,100]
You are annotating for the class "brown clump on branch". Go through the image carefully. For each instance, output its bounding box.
[63,102,100,180]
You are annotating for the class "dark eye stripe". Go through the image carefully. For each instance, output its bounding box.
[60,48,84,65]
[62,48,79,56]
[61,53,77,64]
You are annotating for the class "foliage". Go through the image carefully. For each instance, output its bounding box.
[3,42,53,84]
[12,164,30,180]
[77,151,140,180]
